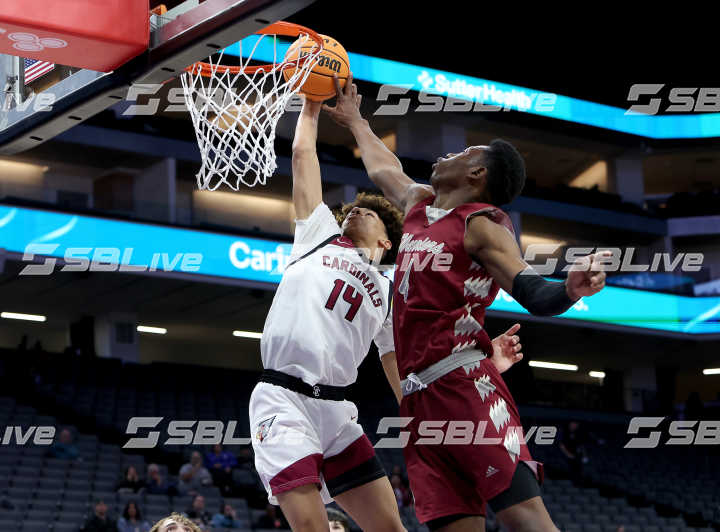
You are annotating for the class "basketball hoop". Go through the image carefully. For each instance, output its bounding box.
[181,21,323,190]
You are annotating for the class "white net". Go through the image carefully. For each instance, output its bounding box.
[181,31,322,190]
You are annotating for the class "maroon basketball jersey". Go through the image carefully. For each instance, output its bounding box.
[393,195,515,378]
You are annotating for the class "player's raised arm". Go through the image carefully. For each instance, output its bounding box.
[323,74,430,214]
[465,216,608,316]
[291,98,324,220]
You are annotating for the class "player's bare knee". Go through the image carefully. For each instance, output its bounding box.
[288,514,330,532]
[360,516,406,532]
[500,516,559,532]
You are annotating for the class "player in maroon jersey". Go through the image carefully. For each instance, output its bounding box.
[324,75,608,532]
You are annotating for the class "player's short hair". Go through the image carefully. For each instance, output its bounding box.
[149,513,202,532]
[327,507,351,532]
[484,139,526,206]
[337,192,404,264]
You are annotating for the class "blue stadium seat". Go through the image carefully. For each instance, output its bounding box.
[12,477,39,490]
[21,520,52,532]
[146,494,170,505]
[54,523,81,532]
[62,497,89,510]
[26,509,56,522]
[31,500,61,513]
[39,477,66,491]
[93,478,116,492]
[0,520,17,531]
[57,510,86,524]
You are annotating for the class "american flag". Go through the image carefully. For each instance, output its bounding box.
[24,58,55,85]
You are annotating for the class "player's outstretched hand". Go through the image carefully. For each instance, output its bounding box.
[565,250,610,301]
[322,72,363,128]
[490,323,523,374]
[300,94,323,116]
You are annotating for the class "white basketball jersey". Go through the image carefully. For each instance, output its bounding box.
[261,202,394,387]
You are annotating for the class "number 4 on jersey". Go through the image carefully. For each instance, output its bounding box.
[398,266,411,302]
[325,279,363,321]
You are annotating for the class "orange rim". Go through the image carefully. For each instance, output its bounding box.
[185,21,323,77]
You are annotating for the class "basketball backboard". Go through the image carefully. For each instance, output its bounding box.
[0,0,316,155]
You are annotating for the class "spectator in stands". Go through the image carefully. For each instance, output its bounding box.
[117,465,144,493]
[210,503,244,529]
[391,464,408,484]
[82,499,118,532]
[149,514,201,532]
[178,451,212,495]
[560,420,587,485]
[184,495,211,528]
[48,427,80,460]
[236,446,253,466]
[145,463,172,495]
[118,501,151,532]
[327,508,350,532]
[390,474,411,508]
[204,443,237,496]
[253,503,287,530]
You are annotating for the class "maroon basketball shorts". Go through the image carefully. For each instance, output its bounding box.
[399,359,543,523]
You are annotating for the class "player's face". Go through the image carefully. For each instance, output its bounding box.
[158,519,193,532]
[329,521,346,532]
[342,207,390,252]
[430,145,489,188]
[342,207,382,237]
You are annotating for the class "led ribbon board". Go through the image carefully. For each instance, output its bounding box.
[225,39,720,139]
[0,205,291,285]
[1,205,719,334]
[490,286,720,335]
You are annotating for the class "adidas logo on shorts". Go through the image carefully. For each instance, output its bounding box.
[486,465,499,478]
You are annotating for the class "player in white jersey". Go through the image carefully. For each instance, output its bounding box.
[249,97,525,532]
[249,97,406,532]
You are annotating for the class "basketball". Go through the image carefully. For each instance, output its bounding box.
[283,34,350,102]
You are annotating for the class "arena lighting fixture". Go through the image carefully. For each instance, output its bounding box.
[589,371,606,379]
[703,368,720,375]
[1,311,46,322]
[528,361,578,371]
[233,330,262,339]
[137,325,167,334]
[0,159,49,174]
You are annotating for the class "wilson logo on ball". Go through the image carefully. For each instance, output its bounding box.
[317,54,342,73]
